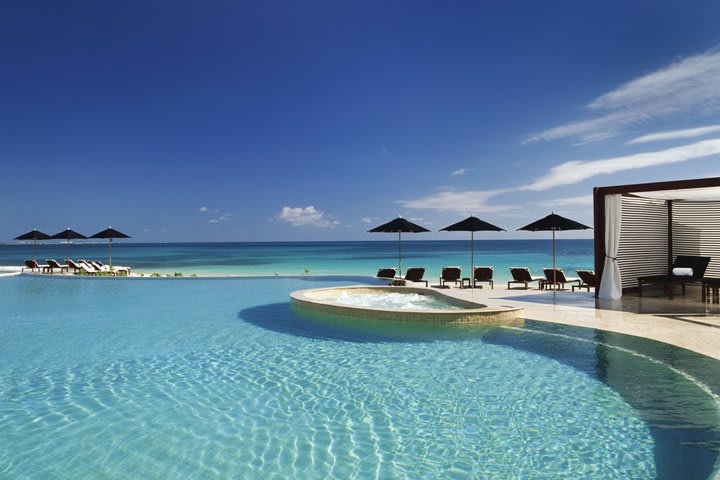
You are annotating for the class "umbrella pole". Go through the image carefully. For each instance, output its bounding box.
[553,230,557,297]
[67,239,70,262]
[34,239,37,263]
[398,231,401,277]
[471,231,474,291]
[109,238,113,270]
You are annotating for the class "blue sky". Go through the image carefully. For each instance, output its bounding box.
[2,0,720,242]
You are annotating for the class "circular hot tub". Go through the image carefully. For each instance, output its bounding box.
[290,285,524,325]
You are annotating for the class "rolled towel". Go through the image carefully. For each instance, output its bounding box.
[672,267,693,277]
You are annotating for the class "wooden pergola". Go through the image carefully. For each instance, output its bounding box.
[593,177,720,297]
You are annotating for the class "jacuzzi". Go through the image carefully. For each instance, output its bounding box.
[290,286,524,325]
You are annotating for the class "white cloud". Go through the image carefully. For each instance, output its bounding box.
[522,138,720,191]
[361,217,378,224]
[208,212,233,223]
[526,47,720,143]
[399,138,720,213]
[451,168,469,176]
[199,206,208,212]
[398,188,516,214]
[279,206,339,228]
[627,124,720,145]
[539,195,594,208]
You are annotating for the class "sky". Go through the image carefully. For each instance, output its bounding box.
[1,0,720,242]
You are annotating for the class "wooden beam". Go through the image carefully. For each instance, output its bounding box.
[595,176,720,196]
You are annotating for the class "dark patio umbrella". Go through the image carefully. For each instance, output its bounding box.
[440,216,505,290]
[368,217,430,275]
[51,228,87,261]
[90,227,130,269]
[14,229,51,263]
[517,213,591,292]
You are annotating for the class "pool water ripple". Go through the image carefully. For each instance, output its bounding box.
[0,276,719,478]
[1,341,655,478]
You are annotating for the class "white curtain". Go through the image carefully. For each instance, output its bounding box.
[599,194,622,299]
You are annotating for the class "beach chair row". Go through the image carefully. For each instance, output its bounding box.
[22,259,131,276]
[377,266,595,291]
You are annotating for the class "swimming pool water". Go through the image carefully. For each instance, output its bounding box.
[1,275,719,479]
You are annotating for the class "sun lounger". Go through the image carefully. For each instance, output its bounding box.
[543,268,581,290]
[78,260,100,272]
[638,255,711,298]
[403,267,427,286]
[508,267,544,290]
[92,260,130,275]
[377,268,397,280]
[82,260,105,273]
[76,261,98,275]
[573,270,596,292]
[66,259,83,274]
[82,260,119,275]
[22,260,50,273]
[439,266,461,287]
[473,266,494,289]
[82,260,130,276]
[45,259,69,274]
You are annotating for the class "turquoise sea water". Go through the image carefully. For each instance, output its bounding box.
[1,275,720,478]
[0,240,593,281]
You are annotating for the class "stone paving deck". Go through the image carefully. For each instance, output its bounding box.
[424,283,720,360]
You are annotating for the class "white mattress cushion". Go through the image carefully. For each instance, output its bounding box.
[672,267,693,277]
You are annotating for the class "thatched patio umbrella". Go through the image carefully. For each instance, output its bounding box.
[368,217,430,275]
[440,216,505,290]
[14,229,51,263]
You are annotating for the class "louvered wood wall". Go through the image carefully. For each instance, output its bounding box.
[617,196,668,289]
[672,201,720,278]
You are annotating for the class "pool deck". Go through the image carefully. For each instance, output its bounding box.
[429,283,720,360]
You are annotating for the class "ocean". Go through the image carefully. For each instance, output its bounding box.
[0,240,594,282]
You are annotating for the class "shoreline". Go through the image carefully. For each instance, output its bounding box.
[0,239,595,282]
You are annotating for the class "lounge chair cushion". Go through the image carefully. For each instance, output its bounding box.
[672,255,711,278]
[672,267,693,277]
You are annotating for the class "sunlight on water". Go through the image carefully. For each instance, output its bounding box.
[0,275,719,479]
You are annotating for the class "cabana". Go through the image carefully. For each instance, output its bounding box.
[593,177,720,299]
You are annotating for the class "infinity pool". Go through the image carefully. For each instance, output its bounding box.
[1,275,720,479]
